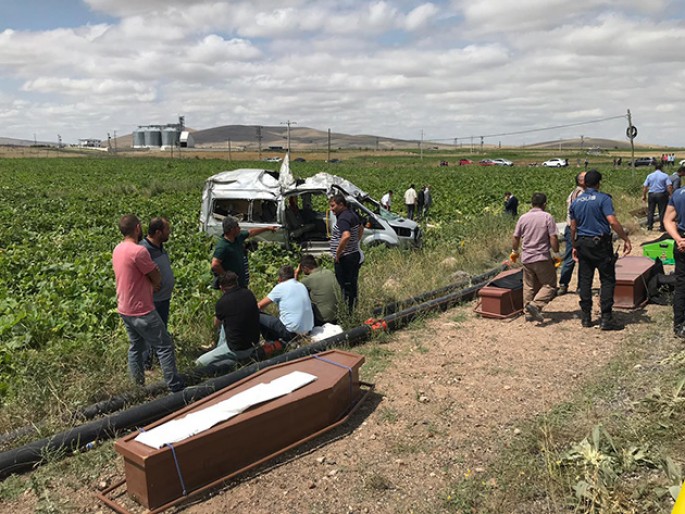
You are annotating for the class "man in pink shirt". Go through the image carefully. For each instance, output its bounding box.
[511,193,560,323]
[112,214,184,392]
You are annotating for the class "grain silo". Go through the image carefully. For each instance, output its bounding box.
[162,127,179,148]
[133,130,146,148]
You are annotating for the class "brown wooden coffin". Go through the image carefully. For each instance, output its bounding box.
[614,255,655,309]
[475,268,524,318]
[114,349,364,510]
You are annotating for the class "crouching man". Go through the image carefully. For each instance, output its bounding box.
[196,271,261,367]
[258,265,314,344]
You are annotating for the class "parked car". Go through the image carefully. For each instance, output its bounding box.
[439,160,449,166]
[542,158,568,168]
[478,159,496,166]
[458,159,473,165]
[632,157,657,167]
[264,156,282,162]
[492,158,513,166]
[199,168,422,254]
[293,157,306,162]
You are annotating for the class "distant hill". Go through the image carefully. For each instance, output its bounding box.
[191,125,421,150]
[0,137,57,147]
[524,137,649,151]
[0,129,662,151]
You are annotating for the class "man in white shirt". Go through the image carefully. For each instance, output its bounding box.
[381,190,393,210]
[258,265,314,344]
[404,184,417,220]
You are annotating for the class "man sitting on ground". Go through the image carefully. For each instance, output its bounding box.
[296,254,340,326]
[258,265,314,343]
[196,271,260,368]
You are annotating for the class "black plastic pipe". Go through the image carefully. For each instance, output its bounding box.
[0,274,493,479]
[372,264,505,316]
[0,325,371,479]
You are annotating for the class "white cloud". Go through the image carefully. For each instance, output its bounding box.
[1,1,684,145]
[403,3,439,31]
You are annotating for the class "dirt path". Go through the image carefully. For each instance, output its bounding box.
[5,233,670,514]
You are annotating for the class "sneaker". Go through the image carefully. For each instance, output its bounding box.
[600,317,624,331]
[558,284,568,295]
[525,303,544,323]
[524,314,535,322]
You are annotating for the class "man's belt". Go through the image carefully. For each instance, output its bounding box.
[578,234,611,242]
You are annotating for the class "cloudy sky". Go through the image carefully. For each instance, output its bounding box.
[1,0,684,146]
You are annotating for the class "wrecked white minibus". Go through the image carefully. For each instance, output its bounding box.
[199,158,422,254]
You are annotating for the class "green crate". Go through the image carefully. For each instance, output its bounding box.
[642,239,675,265]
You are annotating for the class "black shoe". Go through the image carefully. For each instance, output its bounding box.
[581,315,593,328]
[558,284,568,295]
[600,317,624,331]
[525,303,544,322]
[675,325,685,339]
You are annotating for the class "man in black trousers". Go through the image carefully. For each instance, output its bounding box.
[569,170,632,330]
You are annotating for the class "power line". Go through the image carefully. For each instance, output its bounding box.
[425,114,628,143]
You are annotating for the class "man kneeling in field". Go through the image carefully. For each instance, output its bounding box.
[196,271,261,367]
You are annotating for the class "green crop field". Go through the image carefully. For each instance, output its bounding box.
[0,155,646,433]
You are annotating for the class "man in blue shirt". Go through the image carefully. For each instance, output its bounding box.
[258,265,314,343]
[570,170,632,330]
[642,164,673,231]
[664,189,685,337]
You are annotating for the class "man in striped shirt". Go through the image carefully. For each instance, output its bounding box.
[329,194,363,312]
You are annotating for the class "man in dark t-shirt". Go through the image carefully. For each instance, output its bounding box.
[196,271,260,367]
[211,215,278,288]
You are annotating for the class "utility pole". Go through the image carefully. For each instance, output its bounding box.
[580,134,584,151]
[257,126,263,160]
[327,128,331,162]
[227,138,232,161]
[470,136,474,154]
[375,137,379,152]
[480,136,484,153]
[281,120,296,152]
[627,109,636,174]
[113,130,117,153]
[420,129,424,161]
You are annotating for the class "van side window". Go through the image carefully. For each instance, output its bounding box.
[212,199,249,221]
[252,200,277,223]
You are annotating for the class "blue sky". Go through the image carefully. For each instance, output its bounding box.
[0,0,684,146]
[0,1,113,30]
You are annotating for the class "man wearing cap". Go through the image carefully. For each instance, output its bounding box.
[642,163,673,231]
[570,170,632,330]
[664,187,685,338]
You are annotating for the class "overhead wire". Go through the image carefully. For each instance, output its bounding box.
[425,114,628,143]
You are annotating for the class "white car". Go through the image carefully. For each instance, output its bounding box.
[679,159,685,166]
[491,158,513,166]
[264,157,282,162]
[542,158,568,168]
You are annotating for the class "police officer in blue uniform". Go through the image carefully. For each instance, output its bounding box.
[664,187,685,337]
[569,170,632,330]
